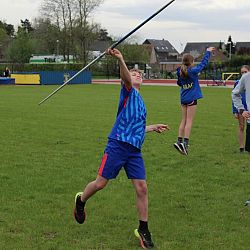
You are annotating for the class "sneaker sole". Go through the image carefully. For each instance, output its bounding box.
[180,143,188,156]
[134,229,147,249]
[245,200,250,206]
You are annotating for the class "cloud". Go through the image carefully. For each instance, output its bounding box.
[93,0,250,52]
[1,0,250,53]
[176,0,250,10]
[1,0,40,26]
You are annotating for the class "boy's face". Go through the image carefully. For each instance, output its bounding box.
[130,71,142,91]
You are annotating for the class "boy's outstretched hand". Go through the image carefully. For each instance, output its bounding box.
[154,124,170,133]
[146,124,170,133]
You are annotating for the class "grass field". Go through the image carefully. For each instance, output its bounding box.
[0,84,250,250]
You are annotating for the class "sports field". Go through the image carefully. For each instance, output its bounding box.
[0,84,250,250]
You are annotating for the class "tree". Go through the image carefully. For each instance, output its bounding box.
[6,27,34,63]
[219,40,223,50]
[118,44,150,65]
[20,19,34,33]
[40,0,105,63]
[97,28,112,42]
[40,0,71,61]
[0,21,14,37]
[0,28,8,60]
[74,0,104,64]
[32,18,60,55]
[226,35,236,58]
[0,21,14,61]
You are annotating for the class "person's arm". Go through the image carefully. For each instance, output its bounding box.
[232,104,238,116]
[176,68,182,86]
[232,81,239,115]
[232,76,246,113]
[191,47,215,74]
[106,48,132,89]
[145,124,170,133]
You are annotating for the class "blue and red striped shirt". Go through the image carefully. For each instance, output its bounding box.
[108,84,147,149]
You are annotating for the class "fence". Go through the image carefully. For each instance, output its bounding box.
[6,71,92,85]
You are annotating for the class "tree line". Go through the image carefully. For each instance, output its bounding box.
[0,1,248,72]
[0,0,115,64]
[0,0,149,72]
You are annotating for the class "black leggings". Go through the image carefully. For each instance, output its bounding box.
[245,124,250,152]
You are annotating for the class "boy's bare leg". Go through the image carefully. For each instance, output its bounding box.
[81,175,108,202]
[74,175,108,224]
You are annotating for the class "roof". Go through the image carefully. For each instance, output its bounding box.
[183,42,222,54]
[196,49,228,62]
[88,40,111,52]
[236,42,250,49]
[143,39,179,54]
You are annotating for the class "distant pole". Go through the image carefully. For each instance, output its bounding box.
[229,41,232,60]
[56,40,59,59]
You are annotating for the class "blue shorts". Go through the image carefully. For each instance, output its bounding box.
[98,139,145,180]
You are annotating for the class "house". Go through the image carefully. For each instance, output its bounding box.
[142,44,157,64]
[88,40,111,59]
[183,42,223,59]
[195,49,228,63]
[235,42,250,55]
[143,39,179,62]
[142,39,180,72]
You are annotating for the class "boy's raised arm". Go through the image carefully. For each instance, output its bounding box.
[106,48,132,89]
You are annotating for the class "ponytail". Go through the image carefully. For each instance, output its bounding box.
[180,54,194,78]
[180,65,188,78]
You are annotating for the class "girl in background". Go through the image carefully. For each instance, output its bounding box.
[174,47,215,155]
[232,65,250,152]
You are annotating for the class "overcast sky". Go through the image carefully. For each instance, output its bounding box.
[1,0,250,52]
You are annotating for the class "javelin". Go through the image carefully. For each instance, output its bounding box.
[38,0,176,105]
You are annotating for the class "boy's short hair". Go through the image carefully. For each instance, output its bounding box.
[129,68,143,77]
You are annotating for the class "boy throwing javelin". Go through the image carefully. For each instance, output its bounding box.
[73,48,169,249]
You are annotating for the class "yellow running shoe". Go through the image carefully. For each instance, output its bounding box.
[73,192,86,224]
[134,229,154,249]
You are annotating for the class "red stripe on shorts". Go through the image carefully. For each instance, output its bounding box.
[98,153,108,176]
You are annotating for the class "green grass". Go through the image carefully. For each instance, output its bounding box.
[0,84,250,250]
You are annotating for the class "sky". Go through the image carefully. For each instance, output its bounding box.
[1,0,250,52]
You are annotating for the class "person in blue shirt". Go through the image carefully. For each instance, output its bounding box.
[232,65,249,152]
[174,47,215,155]
[73,48,169,249]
